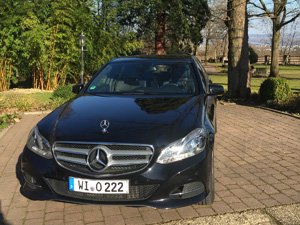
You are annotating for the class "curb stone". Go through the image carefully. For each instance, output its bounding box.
[219,101,299,119]
[0,111,50,139]
[24,110,51,115]
[256,106,300,119]
[0,124,13,140]
[219,101,236,106]
[155,203,300,225]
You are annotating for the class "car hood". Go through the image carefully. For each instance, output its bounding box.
[40,94,204,148]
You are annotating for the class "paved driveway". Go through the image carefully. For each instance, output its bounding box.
[0,104,299,225]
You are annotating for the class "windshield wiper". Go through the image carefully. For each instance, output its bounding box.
[117,90,147,95]
[88,90,188,96]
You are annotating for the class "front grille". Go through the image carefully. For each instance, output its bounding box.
[112,155,147,160]
[52,142,154,176]
[47,179,159,202]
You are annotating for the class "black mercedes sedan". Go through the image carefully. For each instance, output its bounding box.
[21,55,224,208]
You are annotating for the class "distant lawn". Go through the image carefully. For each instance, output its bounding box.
[211,63,300,77]
[208,63,300,93]
[209,75,300,93]
[253,64,300,78]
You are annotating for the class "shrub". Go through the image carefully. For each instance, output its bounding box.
[0,113,20,130]
[259,78,291,103]
[274,94,300,114]
[249,46,258,64]
[52,84,75,101]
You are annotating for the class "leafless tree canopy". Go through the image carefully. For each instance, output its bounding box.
[202,1,227,62]
[248,0,300,27]
[248,0,300,76]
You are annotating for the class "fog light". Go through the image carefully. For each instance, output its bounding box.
[23,172,41,189]
[169,182,205,199]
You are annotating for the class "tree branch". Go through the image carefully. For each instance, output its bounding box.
[285,8,300,16]
[280,12,300,27]
[248,1,265,11]
[248,12,271,18]
[249,0,272,17]
[258,0,271,14]
[281,6,287,25]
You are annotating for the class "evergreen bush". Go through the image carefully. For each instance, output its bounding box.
[259,78,291,103]
[52,84,75,101]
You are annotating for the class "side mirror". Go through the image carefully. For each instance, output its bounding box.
[72,84,84,94]
[208,84,224,96]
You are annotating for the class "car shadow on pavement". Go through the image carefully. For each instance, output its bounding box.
[15,153,34,201]
[0,212,11,225]
[0,200,11,225]
[15,153,38,201]
[15,153,58,202]
[15,154,25,189]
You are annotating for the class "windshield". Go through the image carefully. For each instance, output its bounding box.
[86,61,197,95]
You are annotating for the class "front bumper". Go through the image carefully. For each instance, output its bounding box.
[21,146,212,209]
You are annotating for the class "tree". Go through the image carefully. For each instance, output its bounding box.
[249,0,300,77]
[203,21,214,63]
[117,0,210,55]
[0,0,143,90]
[19,0,90,89]
[0,0,24,91]
[202,19,227,63]
[88,0,143,71]
[202,0,228,63]
[281,20,298,61]
[226,0,251,98]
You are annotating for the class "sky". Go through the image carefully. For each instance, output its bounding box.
[248,16,300,46]
[249,17,300,35]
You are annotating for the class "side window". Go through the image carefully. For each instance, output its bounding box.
[194,58,209,93]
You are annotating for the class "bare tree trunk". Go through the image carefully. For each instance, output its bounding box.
[239,13,251,98]
[9,63,12,90]
[222,32,228,63]
[155,11,166,55]
[39,69,44,90]
[204,31,210,64]
[194,44,198,56]
[287,24,297,56]
[0,59,13,91]
[33,69,36,89]
[270,17,281,77]
[227,0,251,98]
[46,25,58,90]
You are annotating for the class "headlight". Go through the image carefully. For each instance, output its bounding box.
[26,127,52,159]
[157,128,207,164]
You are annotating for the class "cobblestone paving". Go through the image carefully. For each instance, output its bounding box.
[0,104,299,225]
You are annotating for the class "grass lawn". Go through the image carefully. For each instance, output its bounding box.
[0,89,54,131]
[0,90,53,113]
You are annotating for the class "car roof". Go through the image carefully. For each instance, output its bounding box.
[110,55,195,63]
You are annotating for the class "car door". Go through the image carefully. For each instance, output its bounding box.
[193,57,216,128]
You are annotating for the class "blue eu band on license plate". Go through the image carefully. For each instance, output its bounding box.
[68,177,129,194]
[69,177,75,191]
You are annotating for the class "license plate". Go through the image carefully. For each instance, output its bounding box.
[69,177,129,194]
